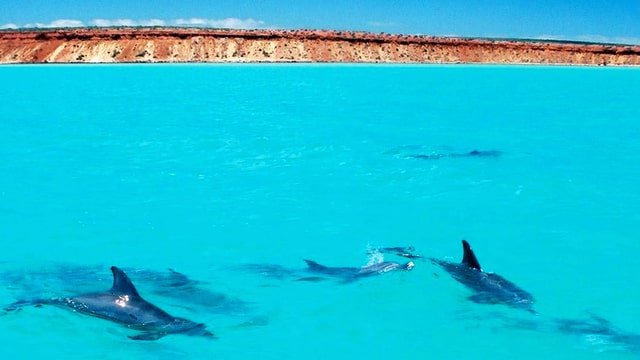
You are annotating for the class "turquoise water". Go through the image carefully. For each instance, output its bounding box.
[0,64,639,359]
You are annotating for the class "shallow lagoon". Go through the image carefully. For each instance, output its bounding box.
[0,64,639,359]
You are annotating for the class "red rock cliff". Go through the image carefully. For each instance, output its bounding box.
[1,28,639,65]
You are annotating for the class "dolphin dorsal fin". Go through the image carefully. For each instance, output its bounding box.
[461,240,482,271]
[303,259,326,271]
[110,266,140,297]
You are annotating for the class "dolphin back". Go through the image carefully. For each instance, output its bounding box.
[303,259,361,278]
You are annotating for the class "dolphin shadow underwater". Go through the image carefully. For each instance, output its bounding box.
[430,240,536,313]
[2,266,214,341]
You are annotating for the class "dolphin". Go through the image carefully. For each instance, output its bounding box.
[0,264,250,316]
[553,314,640,353]
[430,240,535,313]
[408,150,502,160]
[301,259,414,282]
[3,266,214,341]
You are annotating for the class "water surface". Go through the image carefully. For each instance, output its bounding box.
[0,64,639,359]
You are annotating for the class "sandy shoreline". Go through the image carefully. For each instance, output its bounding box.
[1,27,639,65]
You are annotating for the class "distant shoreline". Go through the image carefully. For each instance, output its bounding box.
[1,27,639,65]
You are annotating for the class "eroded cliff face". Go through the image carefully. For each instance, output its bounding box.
[1,28,639,65]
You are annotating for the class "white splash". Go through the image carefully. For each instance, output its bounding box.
[365,247,384,266]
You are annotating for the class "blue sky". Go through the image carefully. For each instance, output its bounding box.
[2,0,639,44]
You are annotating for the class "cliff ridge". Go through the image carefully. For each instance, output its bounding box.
[1,28,639,65]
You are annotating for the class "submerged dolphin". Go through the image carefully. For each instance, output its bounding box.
[553,314,640,353]
[301,259,414,282]
[3,266,214,341]
[430,240,535,312]
[408,150,502,160]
